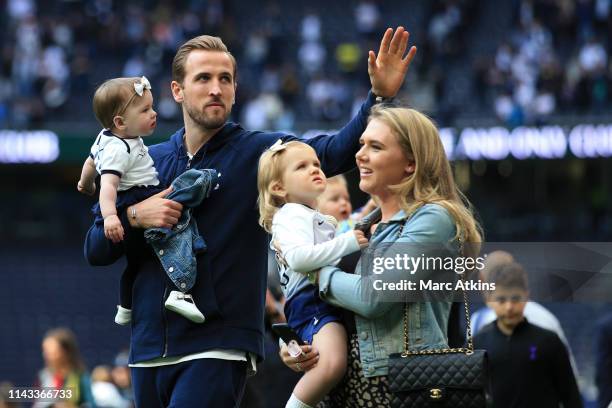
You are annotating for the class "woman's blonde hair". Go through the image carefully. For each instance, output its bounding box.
[257,140,313,232]
[369,105,483,254]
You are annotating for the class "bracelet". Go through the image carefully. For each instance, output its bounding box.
[372,91,394,104]
[375,95,394,104]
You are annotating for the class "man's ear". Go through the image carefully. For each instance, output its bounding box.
[233,81,237,104]
[171,81,184,103]
[113,115,126,130]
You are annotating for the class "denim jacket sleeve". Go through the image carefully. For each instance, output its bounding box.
[319,204,456,319]
[304,91,376,177]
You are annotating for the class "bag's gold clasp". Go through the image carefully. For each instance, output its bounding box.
[429,388,442,400]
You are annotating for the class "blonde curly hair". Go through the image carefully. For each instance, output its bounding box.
[257,140,315,232]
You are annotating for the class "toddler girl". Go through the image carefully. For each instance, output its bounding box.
[257,140,368,408]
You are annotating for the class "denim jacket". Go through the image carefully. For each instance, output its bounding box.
[144,168,220,292]
[318,204,459,377]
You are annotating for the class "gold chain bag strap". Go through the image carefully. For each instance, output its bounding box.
[386,224,490,408]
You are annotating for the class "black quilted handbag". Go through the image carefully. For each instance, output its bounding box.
[387,279,490,407]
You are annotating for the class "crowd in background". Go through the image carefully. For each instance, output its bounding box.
[480,0,612,126]
[1,299,612,407]
[6,0,612,130]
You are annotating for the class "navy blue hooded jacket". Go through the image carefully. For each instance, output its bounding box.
[84,92,376,364]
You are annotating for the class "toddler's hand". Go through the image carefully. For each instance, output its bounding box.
[77,180,96,196]
[354,229,369,248]
[104,215,124,243]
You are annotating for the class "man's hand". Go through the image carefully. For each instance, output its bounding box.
[279,342,319,373]
[369,26,417,98]
[128,186,183,229]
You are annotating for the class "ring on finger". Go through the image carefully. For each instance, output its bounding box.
[296,362,302,371]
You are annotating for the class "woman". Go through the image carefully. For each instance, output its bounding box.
[33,328,96,408]
[280,105,482,407]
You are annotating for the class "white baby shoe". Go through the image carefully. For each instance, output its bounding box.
[114,305,132,325]
[164,291,205,323]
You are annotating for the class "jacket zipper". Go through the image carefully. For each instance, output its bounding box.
[162,286,169,357]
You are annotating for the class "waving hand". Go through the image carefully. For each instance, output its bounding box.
[369,26,417,98]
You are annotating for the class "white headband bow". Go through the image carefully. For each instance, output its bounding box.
[134,76,151,96]
[268,139,286,153]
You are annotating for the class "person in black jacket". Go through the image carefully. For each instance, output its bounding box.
[474,262,582,408]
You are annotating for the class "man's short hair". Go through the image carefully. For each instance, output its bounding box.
[489,262,529,291]
[172,35,237,85]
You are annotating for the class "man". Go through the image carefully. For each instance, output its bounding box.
[85,28,416,407]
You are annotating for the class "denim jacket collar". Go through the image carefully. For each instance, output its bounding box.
[387,209,407,223]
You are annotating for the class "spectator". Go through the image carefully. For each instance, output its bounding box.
[301,13,321,42]
[578,35,607,76]
[298,41,326,76]
[354,0,380,38]
[471,250,579,376]
[0,381,23,408]
[33,328,96,408]
[428,2,462,55]
[242,92,286,130]
[473,262,582,408]
[91,365,130,408]
[111,352,133,407]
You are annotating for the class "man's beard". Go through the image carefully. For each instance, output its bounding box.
[184,101,229,130]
